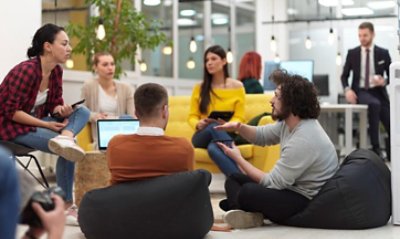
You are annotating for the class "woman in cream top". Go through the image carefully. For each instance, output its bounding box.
[189,45,245,176]
[81,52,135,148]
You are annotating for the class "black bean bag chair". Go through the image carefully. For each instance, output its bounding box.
[79,170,213,239]
[283,149,391,229]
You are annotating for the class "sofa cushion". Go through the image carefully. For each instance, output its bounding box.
[195,145,253,164]
[283,149,391,229]
[79,170,214,239]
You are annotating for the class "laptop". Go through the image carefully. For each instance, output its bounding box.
[96,119,140,150]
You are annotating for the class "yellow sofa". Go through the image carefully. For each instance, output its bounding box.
[165,94,280,173]
[76,94,281,174]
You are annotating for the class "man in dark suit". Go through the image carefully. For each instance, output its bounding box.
[341,22,391,160]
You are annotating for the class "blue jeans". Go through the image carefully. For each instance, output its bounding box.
[0,146,20,239]
[192,122,240,176]
[12,106,90,202]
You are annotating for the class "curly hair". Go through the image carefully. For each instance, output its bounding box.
[278,74,320,119]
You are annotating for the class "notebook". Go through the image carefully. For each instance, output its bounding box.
[96,119,140,150]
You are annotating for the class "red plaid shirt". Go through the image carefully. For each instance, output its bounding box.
[0,57,64,140]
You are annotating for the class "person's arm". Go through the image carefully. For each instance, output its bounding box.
[12,111,67,132]
[384,49,392,85]
[188,85,202,130]
[214,122,257,143]
[341,50,352,90]
[124,83,136,118]
[341,50,357,104]
[217,142,265,182]
[229,87,246,123]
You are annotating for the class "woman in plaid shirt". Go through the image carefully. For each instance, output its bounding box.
[0,24,90,224]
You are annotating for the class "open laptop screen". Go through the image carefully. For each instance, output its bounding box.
[96,119,140,150]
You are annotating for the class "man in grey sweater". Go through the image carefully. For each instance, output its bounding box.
[215,70,339,229]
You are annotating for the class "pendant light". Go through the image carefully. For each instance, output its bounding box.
[270,15,277,53]
[305,21,312,50]
[96,18,106,40]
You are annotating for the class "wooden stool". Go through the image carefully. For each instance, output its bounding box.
[74,151,110,206]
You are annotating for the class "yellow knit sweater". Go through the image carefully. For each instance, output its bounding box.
[188,84,245,130]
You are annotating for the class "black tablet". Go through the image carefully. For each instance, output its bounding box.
[208,111,234,121]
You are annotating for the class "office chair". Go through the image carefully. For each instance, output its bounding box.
[0,141,49,188]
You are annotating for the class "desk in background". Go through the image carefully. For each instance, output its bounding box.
[320,104,368,156]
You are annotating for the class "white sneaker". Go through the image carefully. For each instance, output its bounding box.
[48,136,85,162]
[223,209,264,229]
[65,204,79,226]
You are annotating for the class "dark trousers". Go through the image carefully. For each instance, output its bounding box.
[357,88,390,149]
[224,173,310,223]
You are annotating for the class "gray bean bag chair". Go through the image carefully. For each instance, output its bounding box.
[284,149,391,229]
[79,169,213,239]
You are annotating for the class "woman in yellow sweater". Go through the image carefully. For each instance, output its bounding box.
[189,45,246,176]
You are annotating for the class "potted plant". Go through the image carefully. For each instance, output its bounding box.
[66,0,166,78]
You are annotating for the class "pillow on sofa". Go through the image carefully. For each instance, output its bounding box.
[234,112,271,145]
[79,170,214,239]
[283,149,391,229]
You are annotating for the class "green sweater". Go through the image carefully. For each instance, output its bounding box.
[242,78,264,94]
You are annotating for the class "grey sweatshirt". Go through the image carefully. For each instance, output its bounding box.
[255,119,339,199]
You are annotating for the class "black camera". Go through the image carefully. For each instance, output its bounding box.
[20,186,66,228]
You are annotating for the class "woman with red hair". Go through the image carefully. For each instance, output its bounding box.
[238,51,264,94]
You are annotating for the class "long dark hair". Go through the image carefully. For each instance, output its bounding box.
[27,24,65,58]
[199,45,229,114]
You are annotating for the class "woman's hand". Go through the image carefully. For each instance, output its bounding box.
[196,118,217,131]
[53,104,73,118]
[94,112,109,121]
[45,119,68,132]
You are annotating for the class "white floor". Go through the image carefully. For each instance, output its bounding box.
[16,173,400,239]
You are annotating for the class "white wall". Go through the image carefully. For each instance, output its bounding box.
[0,1,41,81]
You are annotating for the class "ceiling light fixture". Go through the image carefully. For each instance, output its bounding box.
[270,15,277,53]
[139,60,147,72]
[274,54,280,63]
[143,0,161,6]
[180,9,196,17]
[186,57,195,69]
[65,59,74,69]
[96,18,106,40]
[341,7,374,16]
[226,48,233,64]
[189,36,197,53]
[366,1,396,10]
[327,8,335,45]
[305,22,312,50]
[336,52,342,66]
[162,44,172,55]
[318,0,354,7]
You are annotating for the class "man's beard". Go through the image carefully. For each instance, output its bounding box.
[271,107,290,121]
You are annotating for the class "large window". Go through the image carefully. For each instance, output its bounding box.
[41,0,257,80]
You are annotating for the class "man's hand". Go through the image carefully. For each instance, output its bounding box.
[372,75,385,87]
[214,121,241,132]
[27,195,65,239]
[216,141,242,163]
[345,89,357,104]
